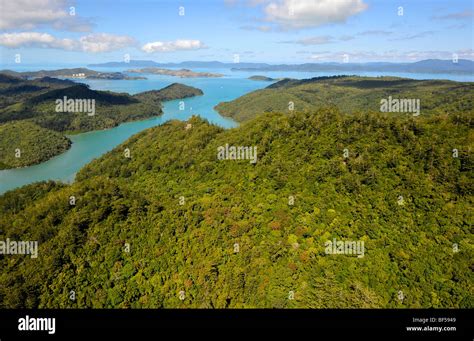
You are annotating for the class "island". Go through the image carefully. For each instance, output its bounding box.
[126,67,224,78]
[248,75,276,81]
[230,59,474,75]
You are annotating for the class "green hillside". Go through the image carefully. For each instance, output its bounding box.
[0,74,203,166]
[133,83,203,102]
[248,75,276,81]
[215,76,474,122]
[1,109,472,308]
[0,74,203,133]
[0,74,75,110]
[0,121,71,169]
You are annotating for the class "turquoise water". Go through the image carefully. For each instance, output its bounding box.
[1,67,472,194]
[0,74,267,194]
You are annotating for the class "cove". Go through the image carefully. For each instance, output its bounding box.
[1,68,471,195]
[0,75,267,194]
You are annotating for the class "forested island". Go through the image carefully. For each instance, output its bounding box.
[0,75,472,308]
[126,68,224,78]
[248,75,276,81]
[0,121,71,169]
[0,73,203,168]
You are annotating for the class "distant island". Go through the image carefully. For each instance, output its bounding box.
[0,68,146,80]
[127,67,224,78]
[89,60,269,69]
[88,59,474,75]
[248,75,277,81]
[232,59,474,75]
[0,73,203,169]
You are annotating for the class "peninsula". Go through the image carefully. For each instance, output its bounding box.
[0,68,147,80]
[0,73,203,169]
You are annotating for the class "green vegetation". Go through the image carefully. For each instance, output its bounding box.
[0,78,202,133]
[133,83,203,102]
[248,75,276,81]
[215,75,474,122]
[0,68,146,80]
[0,121,71,169]
[0,74,203,166]
[1,108,472,308]
[127,68,223,78]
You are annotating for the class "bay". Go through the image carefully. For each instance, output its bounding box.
[1,67,472,194]
[0,74,266,194]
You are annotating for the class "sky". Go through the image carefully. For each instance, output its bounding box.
[0,0,473,65]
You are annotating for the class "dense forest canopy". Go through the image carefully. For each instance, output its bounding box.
[0,121,71,169]
[0,74,202,133]
[1,107,472,308]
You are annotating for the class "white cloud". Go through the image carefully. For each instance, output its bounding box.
[80,34,136,53]
[142,40,207,53]
[456,49,474,59]
[0,0,93,31]
[264,0,368,29]
[308,49,474,62]
[0,32,135,53]
[0,32,76,49]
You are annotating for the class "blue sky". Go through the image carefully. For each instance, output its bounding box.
[0,0,472,65]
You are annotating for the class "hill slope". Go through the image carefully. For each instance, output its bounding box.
[0,109,472,308]
[215,76,474,122]
[0,75,203,167]
[133,83,203,102]
[0,77,203,133]
[0,68,146,80]
[0,121,71,169]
